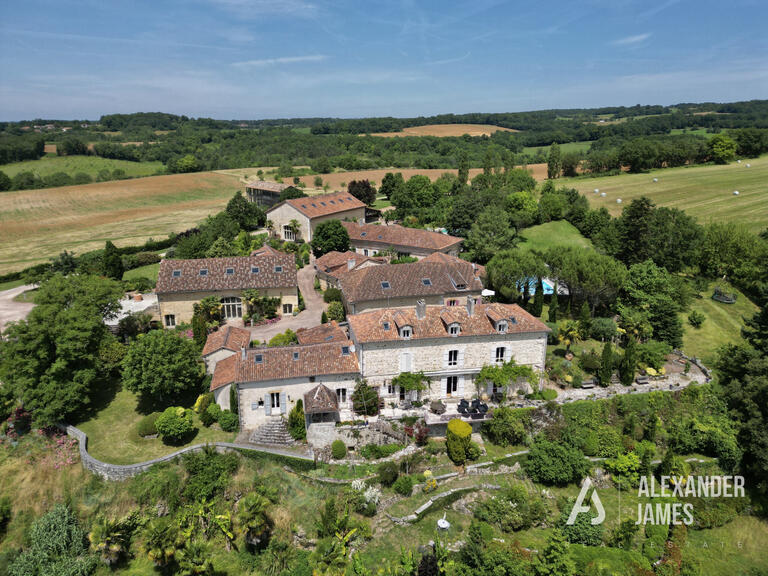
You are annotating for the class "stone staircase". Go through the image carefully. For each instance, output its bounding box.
[249,418,295,446]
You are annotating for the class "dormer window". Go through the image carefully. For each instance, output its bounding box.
[341,346,350,356]
[449,323,460,336]
[320,201,326,206]
[199,269,208,276]
[225,267,234,275]
[497,320,508,334]
[274,265,283,273]
[455,283,466,290]
[254,354,264,364]
[251,266,260,274]
[381,281,391,290]
[383,322,391,331]
[292,351,299,361]
[400,326,412,339]
[422,278,432,286]
[172,270,181,278]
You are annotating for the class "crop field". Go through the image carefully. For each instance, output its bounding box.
[562,155,768,232]
[369,123,519,137]
[523,140,593,155]
[0,154,164,179]
[0,172,241,274]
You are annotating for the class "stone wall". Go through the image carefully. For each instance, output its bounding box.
[59,424,313,482]
[158,287,297,325]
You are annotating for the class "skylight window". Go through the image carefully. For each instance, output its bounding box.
[293,351,300,360]
[360,232,367,237]
[311,203,317,207]
[199,269,208,276]
[381,281,391,289]
[383,322,391,331]
[422,278,432,286]
[172,270,181,278]
[341,346,350,356]
[321,201,326,206]
[301,204,307,209]
[251,266,260,274]
[225,267,234,275]
[254,354,263,364]
[330,200,335,204]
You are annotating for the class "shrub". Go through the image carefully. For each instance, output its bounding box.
[351,380,379,416]
[331,439,347,460]
[541,388,558,401]
[218,410,239,432]
[466,442,481,461]
[327,301,345,322]
[578,350,601,373]
[446,418,473,465]
[193,393,213,414]
[360,443,403,460]
[320,310,328,323]
[426,439,445,455]
[137,412,160,437]
[475,484,546,532]
[155,407,196,444]
[687,310,705,329]
[0,496,11,534]
[203,402,222,426]
[377,461,399,486]
[523,439,589,486]
[182,448,240,502]
[392,474,413,496]
[636,340,671,371]
[560,508,604,545]
[129,464,182,510]
[288,399,307,440]
[323,287,342,303]
[590,317,617,341]
[482,407,526,447]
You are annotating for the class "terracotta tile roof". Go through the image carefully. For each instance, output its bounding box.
[422,252,486,278]
[315,251,386,276]
[338,258,483,304]
[250,245,284,257]
[268,191,366,220]
[210,341,359,391]
[202,325,252,357]
[156,254,296,294]
[296,321,347,345]
[342,222,463,252]
[245,180,289,193]
[348,302,550,344]
[303,384,339,414]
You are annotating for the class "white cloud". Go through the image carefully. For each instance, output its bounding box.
[232,54,327,67]
[613,32,652,46]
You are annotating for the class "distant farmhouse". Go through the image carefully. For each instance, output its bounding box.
[155,252,298,327]
[341,222,463,259]
[265,191,366,242]
[244,180,290,207]
[338,253,484,314]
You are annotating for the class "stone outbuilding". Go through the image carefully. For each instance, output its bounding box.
[265,191,366,242]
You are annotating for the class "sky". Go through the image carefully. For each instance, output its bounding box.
[0,0,767,120]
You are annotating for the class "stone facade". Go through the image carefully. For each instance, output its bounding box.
[356,332,548,401]
[158,287,298,326]
[266,203,364,243]
[204,348,237,376]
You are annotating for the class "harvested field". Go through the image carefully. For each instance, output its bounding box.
[369,123,518,137]
[0,172,240,274]
[0,155,163,179]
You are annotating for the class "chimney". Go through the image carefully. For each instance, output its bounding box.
[466,296,475,317]
[416,299,426,319]
[347,258,356,271]
[240,346,246,360]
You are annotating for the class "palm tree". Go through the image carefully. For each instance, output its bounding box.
[287,219,301,241]
[237,492,272,547]
[142,518,179,567]
[88,516,128,566]
[558,320,582,352]
[178,540,213,575]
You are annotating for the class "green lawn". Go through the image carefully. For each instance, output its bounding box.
[561,154,768,232]
[75,387,236,465]
[523,140,593,156]
[0,278,25,291]
[122,262,160,282]
[517,220,594,252]
[0,155,163,179]
[680,281,758,365]
[372,194,392,210]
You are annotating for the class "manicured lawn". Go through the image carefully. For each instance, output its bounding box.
[0,155,163,179]
[561,154,768,232]
[517,221,594,253]
[680,281,758,366]
[523,140,593,156]
[75,387,236,465]
[0,278,25,291]
[371,194,392,209]
[122,262,160,282]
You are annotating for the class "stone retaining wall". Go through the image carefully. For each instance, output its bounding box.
[60,424,314,482]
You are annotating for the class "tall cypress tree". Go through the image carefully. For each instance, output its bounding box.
[102,241,124,280]
[620,336,637,386]
[548,287,559,323]
[599,341,613,386]
[579,301,592,337]
[531,278,544,317]
[546,142,562,179]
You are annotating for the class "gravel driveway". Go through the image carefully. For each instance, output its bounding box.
[0,284,36,333]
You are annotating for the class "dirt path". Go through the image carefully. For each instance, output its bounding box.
[246,263,327,343]
[0,284,35,333]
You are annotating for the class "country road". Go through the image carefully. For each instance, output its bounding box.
[0,284,35,333]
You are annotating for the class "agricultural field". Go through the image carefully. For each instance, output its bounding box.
[0,172,241,274]
[523,140,593,156]
[0,155,163,179]
[369,123,519,137]
[562,155,768,232]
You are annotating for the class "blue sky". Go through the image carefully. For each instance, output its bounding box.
[1,0,767,120]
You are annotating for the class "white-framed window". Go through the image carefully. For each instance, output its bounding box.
[495,346,506,364]
[387,383,396,396]
[446,376,458,396]
[449,323,460,336]
[251,266,260,274]
[199,268,208,276]
[225,267,234,275]
[172,269,181,278]
[164,314,176,327]
[283,226,295,241]
[448,349,458,366]
[254,354,263,364]
[336,388,347,404]
[274,265,283,273]
[221,296,242,318]
[270,392,280,409]
[400,326,412,339]
[497,320,508,333]
[282,303,293,314]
